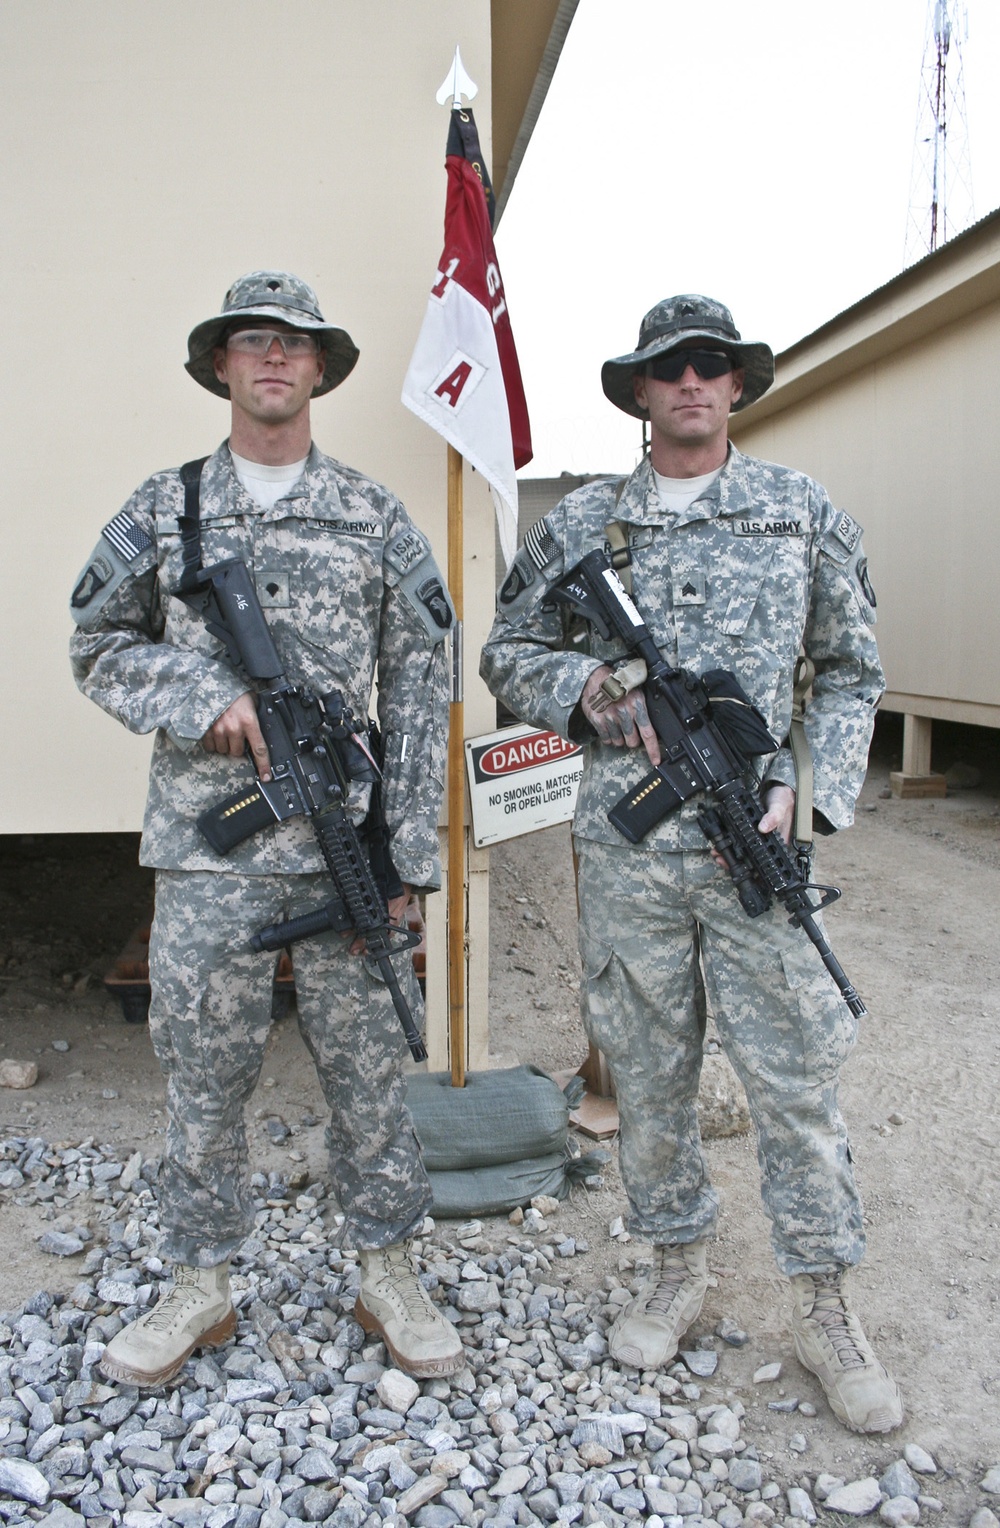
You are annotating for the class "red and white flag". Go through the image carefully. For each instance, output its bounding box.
[402,108,532,568]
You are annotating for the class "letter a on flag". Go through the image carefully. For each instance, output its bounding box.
[402,108,532,568]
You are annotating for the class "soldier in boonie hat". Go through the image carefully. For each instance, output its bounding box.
[601,293,774,418]
[185,269,360,399]
[482,288,898,1436]
[69,266,461,1393]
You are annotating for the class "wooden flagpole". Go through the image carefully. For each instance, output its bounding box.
[446,443,466,1088]
[434,50,481,1089]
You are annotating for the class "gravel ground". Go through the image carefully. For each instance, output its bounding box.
[2,715,1000,1526]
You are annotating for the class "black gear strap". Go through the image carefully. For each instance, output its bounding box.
[177,456,209,591]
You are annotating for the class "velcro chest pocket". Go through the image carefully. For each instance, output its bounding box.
[719,542,777,635]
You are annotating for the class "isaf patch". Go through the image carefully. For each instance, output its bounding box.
[387,536,455,643]
[831,511,862,556]
[384,527,431,577]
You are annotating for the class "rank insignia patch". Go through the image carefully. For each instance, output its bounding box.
[675,569,707,605]
[257,572,290,608]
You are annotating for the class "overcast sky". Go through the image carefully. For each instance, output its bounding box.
[495,0,1000,478]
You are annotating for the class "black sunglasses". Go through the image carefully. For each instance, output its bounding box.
[647,348,735,383]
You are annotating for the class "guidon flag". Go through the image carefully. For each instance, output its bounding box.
[402,108,532,568]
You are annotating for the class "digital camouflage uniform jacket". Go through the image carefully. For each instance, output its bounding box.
[70,443,452,884]
[480,448,884,851]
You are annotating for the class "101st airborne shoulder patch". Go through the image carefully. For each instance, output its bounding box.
[499,514,561,617]
[71,554,115,612]
[384,527,455,640]
[498,551,535,607]
[70,511,157,625]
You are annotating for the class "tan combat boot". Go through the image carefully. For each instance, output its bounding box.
[100,1262,236,1388]
[609,1240,709,1370]
[355,1243,465,1378]
[789,1270,904,1434]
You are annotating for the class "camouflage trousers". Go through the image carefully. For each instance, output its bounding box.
[148,869,431,1266]
[575,838,865,1276]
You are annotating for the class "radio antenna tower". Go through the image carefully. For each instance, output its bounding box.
[905,0,974,264]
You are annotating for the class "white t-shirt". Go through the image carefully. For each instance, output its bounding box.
[652,464,724,515]
[230,450,308,511]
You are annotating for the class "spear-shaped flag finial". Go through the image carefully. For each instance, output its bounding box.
[436,45,478,110]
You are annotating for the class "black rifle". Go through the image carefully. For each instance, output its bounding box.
[550,549,866,1019]
[178,558,426,1061]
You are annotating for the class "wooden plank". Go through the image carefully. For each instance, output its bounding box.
[576,1041,615,1100]
[889,771,948,799]
[568,1090,620,1140]
[550,1065,620,1140]
[902,713,933,775]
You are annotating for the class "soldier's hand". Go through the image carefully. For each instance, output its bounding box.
[580,666,661,767]
[201,692,272,781]
[758,783,795,844]
[708,784,796,871]
[347,885,412,957]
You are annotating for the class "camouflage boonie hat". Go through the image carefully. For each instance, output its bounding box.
[601,294,774,418]
[185,270,360,399]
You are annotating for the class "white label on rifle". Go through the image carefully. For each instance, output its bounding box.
[603,569,644,627]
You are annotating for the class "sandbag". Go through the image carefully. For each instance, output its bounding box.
[406,1065,572,1172]
[406,1065,605,1218]
[426,1153,570,1219]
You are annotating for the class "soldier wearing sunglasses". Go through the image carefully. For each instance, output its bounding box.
[482,295,899,1434]
[69,271,463,1389]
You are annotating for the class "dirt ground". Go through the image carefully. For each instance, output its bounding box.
[1,714,999,1514]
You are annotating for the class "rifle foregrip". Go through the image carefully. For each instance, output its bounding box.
[312,806,427,1062]
[251,899,353,952]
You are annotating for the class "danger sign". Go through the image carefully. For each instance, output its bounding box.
[471,729,580,783]
[465,724,583,847]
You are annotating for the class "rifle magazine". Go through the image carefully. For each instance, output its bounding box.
[197,786,278,855]
[608,762,697,843]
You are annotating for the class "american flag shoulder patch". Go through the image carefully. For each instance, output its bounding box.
[522,515,559,571]
[101,511,153,562]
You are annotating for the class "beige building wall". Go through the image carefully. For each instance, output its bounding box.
[1,0,570,1066]
[2,0,501,832]
[730,215,1000,744]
